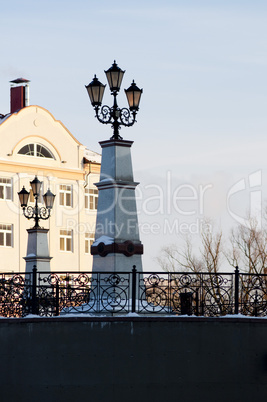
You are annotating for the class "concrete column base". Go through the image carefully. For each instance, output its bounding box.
[23,228,52,274]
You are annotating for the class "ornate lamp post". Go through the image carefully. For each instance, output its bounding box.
[18,176,55,228]
[85,62,144,282]
[18,176,56,274]
[85,60,143,140]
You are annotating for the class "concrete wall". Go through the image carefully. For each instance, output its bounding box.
[1,316,267,402]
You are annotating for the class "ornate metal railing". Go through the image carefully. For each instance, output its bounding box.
[0,266,267,318]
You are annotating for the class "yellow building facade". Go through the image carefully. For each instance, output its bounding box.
[0,96,100,273]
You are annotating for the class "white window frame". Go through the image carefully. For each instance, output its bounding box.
[60,229,73,252]
[17,143,55,159]
[0,178,12,201]
[85,187,98,210]
[59,185,72,207]
[85,232,94,254]
[0,224,12,247]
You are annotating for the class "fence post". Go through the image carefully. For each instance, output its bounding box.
[131,265,137,313]
[55,282,60,316]
[195,288,199,316]
[31,265,38,315]
[234,266,239,315]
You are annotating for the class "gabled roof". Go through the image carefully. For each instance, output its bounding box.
[0,106,82,145]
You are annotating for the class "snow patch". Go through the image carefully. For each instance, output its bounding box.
[93,235,114,246]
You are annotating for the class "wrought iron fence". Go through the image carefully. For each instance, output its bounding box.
[0,266,267,318]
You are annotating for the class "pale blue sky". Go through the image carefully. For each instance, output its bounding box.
[1,1,267,268]
[1,1,267,165]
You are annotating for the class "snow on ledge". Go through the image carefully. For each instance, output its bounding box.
[93,235,114,246]
[9,313,267,320]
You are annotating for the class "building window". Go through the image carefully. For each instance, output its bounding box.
[60,229,73,252]
[0,178,12,200]
[18,143,54,159]
[59,185,72,207]
[85,232,94,254]
[85,188,98,210]
[0,224,12,247]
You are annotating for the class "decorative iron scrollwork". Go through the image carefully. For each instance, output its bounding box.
[0,269,267,318]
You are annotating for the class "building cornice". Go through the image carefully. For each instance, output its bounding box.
[0,160,90,180]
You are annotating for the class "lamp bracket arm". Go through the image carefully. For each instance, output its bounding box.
[23,206,35,220]
[39,207,51,220]
[119,108,137,127]
[23,206,50,221]
[95,105,112,125]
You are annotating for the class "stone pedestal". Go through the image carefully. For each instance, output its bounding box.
[24,228,52,274]
[91,139,143,273]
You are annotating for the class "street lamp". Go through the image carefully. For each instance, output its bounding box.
[85,61,143,140]
[18,176,56,229]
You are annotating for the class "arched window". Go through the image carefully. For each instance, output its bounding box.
[18,143,54,159]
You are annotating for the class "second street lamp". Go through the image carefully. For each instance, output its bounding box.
[18,176,56,229]
[85,60,143,140]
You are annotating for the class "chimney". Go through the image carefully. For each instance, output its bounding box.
[10,78,30,113]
